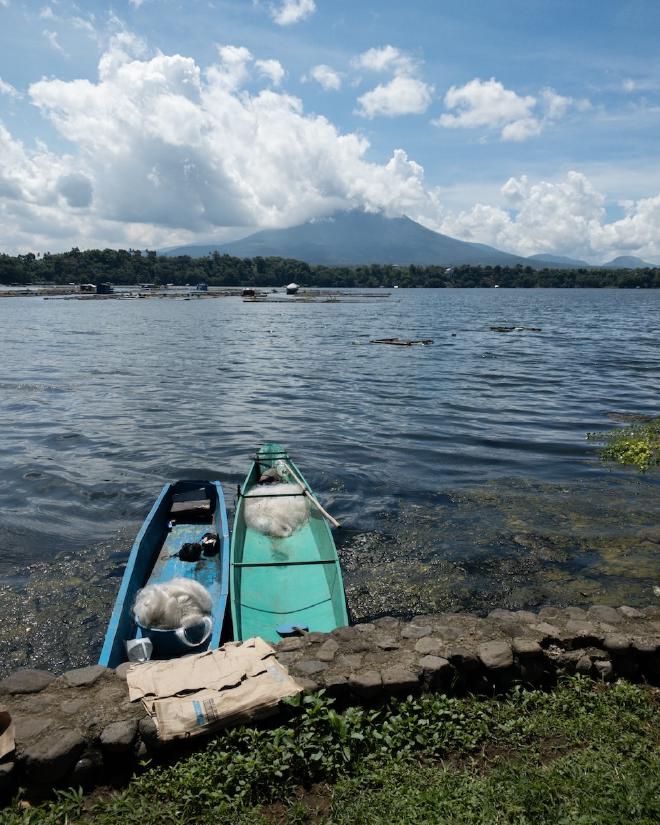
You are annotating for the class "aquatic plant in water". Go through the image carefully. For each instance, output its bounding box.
[588,417,660,471]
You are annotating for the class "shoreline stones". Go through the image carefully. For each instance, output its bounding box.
[0,603,658,801]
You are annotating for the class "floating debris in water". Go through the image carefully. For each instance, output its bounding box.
[369,338,433,346]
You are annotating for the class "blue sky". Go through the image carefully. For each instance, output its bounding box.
[1,0,660,261]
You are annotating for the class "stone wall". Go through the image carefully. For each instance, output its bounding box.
[1,604,659,801]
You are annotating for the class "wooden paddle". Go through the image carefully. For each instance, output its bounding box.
[284,463,341,529]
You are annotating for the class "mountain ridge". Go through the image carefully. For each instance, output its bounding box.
[160,212,657,269]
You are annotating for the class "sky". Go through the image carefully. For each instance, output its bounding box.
[1,0,660,263]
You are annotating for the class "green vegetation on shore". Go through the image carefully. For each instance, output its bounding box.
[588,417,660,471]
[2,248,660,288]
[2,678,658,824]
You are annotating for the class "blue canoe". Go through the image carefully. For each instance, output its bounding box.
[99,480,229,668]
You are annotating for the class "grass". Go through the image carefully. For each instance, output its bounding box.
[587,417,660,471]
[1,678,658,824]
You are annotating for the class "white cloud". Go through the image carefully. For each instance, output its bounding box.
[0,77,20,98]
[255,58,285,87]
[356,75,433,118]
[353,45,431,118]
[43,29,68,56]
[39,5,55,19]
[433,171,660,262]
[129,0,145,8]
[435,77,539,140]
[271,0,315,26]
[541,88,572,120]
[72,16,100,43]
[435,77,587,142]
[353,45,415,76]
[0,1,9,7]
[310,64,342,91]
[500,117,543,142]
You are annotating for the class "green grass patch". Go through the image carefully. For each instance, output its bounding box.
[1,679,658,824]
[587,417,660,471]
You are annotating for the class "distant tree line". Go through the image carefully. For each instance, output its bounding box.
[1,248,659,288]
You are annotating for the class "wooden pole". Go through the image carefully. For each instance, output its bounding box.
[284,463,341,529]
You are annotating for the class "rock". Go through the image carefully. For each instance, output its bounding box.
[576,656,592,675]
[317,640,339,662]
[513,611,537,624]
[594,659,614,681]
[632,637,660,655]
[488,609,520,623]
[618,606,645,619]
[344,638,373,654]
[295,660,328,677]
[563,607,588,620]
[21,730,85,783]
[62,665,107,688]
[434,626,460,641]
[512,638,543,658]
[531,622,562,643]
[72,749,102,785]
[0,669,56,695]
[138,716,158,745]
[418,656,452,686]
[414,637,445,657]
[100,720,138,754]
[373,616,400,631]
[277,637,304,652]
[400,624,432,640]
[380,666,420,695]
[13,717,52,743]
[641,606,660,618]
[331,626,358,642]
[355,623,377,634]
[375,635,400,651]
[588,606,623,624]
[564,621,604,647]
[336,654,364,670]
[114,662,134,681]
[348,670,382,699]
[538,607,563,621]
[321,673,349,699]
[448,648,480,671]
[603,635,631,654]
[478,641,513,670]
[275,652,300,666]
[60,699,87,716]
[296,677,319,692]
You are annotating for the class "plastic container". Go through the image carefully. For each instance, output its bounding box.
[136,615,213,658]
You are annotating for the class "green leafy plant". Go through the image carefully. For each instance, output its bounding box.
[588,417,660,471]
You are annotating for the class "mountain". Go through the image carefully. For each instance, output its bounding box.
[527,253,590,268]
[161,211,533,267]
[601,255,654,269]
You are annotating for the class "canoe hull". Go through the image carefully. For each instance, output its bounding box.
[230,444,348,642]
[99,480,229,668]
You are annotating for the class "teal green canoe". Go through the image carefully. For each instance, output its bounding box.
[230,444,349,642]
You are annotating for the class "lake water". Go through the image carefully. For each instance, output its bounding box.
[0,288,659,674]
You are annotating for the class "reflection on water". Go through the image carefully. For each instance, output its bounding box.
[0,289,658,674]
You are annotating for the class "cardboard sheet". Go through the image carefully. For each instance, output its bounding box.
[0,710,14,760]
[126,637,302,741]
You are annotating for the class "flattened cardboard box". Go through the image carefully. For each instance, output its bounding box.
[127,637,302,741]
[0,710,14,759]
